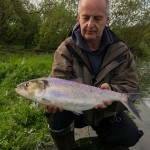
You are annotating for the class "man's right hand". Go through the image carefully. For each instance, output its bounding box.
[44,105,64,113]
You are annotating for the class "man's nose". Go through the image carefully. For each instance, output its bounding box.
[87,18,94,28]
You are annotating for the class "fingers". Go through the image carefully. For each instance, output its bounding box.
[100,83,111,90]
[104,101,112,106]
[95,100,112,109]
[95,83,112,109]
[44,105,64,113]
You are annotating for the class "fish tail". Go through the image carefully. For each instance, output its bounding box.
[122,100,142,121]
[126,93,143,103]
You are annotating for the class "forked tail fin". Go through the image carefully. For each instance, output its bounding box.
[122,100,142,121]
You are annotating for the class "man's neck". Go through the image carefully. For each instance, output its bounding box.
[86,39,101,51]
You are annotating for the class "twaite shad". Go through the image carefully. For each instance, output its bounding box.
[15,77,141,120]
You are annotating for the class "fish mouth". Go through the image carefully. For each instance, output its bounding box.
[15,87,33,101]
[15,86,25,95]
[15,88,23,96]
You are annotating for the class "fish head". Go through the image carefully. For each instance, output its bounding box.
[15,79,48,102]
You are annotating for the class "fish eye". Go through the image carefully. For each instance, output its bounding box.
[24,83,29,87]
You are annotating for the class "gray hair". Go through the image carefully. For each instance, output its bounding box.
[78,0,110,16]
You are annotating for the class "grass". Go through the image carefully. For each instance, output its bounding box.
[0,51,54,149]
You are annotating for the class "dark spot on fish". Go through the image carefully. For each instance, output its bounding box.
[41,80,49,89]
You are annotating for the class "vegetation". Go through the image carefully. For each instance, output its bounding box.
[0,51,54,149]
[110,0,150,55]
[0,0,149,55]
[37,0,77,49]
[0,0,40,48]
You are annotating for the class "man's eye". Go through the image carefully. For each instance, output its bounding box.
[82,17,89,20]
[95,17,103,22]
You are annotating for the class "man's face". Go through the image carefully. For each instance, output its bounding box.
[78,0,109,42]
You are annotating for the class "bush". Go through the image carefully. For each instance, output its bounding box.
[111,24,150,56]
[37,1,76,49]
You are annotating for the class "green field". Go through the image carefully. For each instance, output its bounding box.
[0,51,54,149]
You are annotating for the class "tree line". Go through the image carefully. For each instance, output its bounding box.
[0,0,149,55]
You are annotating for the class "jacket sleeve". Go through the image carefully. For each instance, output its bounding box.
[50,40,74,79]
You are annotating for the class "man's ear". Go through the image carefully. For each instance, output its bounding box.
[77,15,80,21]
[106,16,110,25]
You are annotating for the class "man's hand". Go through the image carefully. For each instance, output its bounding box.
[95,83,112,109]
[44,105,64,113]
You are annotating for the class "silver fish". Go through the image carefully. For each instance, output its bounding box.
[15,77,141,120]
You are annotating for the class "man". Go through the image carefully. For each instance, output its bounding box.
[45,0,143,149]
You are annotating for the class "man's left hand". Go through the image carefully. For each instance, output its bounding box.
[95,83,112,109]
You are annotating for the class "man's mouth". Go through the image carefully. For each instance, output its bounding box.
[86,30,95,32]
[86,30,96,34]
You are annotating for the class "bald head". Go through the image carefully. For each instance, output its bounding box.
[78,0,110,16]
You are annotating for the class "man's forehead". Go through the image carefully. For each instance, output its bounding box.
[79,4,107,16]
[79,0,107,13]
[79,0,107,7]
